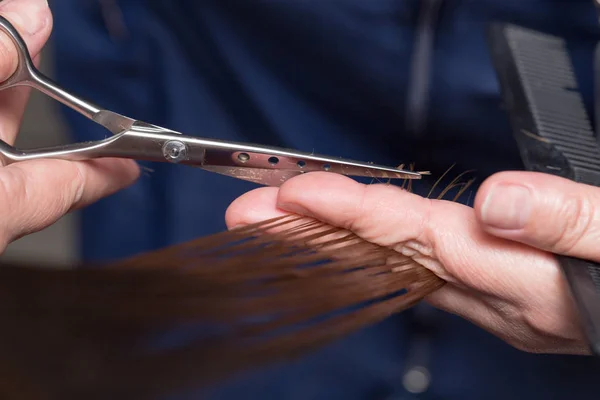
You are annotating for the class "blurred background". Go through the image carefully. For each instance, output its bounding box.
[0,36,77,267]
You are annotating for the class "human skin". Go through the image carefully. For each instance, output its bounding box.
[225,171,594,355]
[0,0,139,250]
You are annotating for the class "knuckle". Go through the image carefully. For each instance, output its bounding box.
[0,168,28,242]
[0,167,28,209]
[547,194,595,253]
[349,183,372,233]
[416,197,434,244]
[69,162,87,207]
[491,299,581,354]
[353,183,431,247]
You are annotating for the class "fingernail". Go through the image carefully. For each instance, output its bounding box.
[480,183,532,230]
[1,0,49,36]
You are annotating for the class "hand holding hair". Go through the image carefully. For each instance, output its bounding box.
[226,171,589,355]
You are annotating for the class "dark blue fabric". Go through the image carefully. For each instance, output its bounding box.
[51,0,600,399]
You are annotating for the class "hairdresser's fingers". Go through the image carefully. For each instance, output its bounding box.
[229,173,431,248]
[226,186,373,260]
[226,172,587,352]
[228,172,548,299]
[286,174,562,294]
[0,157,139,247]
[226,186,287,227]
[0,0,52,145]
[474,171,600,262]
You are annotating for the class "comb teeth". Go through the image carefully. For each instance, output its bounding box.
[592,266,600,290]
[504,25,600,175]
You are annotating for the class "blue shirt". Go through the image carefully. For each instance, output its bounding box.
[52,0,600,398]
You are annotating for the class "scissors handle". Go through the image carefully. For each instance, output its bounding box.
[0,15,133,135]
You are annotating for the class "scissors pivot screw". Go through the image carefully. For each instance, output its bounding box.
[162,140,188,163]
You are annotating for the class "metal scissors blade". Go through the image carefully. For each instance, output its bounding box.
[0,15,423,186]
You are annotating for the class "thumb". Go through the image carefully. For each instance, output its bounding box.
[0,0,52,81]
[474,171,600,262]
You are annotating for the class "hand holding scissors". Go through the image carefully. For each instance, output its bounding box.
[0,2,422,252]
[0,14,422,186]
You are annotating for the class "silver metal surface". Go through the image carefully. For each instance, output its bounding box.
[0,16,134,135]
[0,15,423,186]
[162,140,188,163]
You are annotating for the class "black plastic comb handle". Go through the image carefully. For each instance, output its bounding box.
[488,22,600,355]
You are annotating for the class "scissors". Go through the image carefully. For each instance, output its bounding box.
[0,16,423,187]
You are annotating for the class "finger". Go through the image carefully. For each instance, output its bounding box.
[226,173,589,349]
[226,183,541,348]
[226,185,394,267]
[474,171,600,262]
[227,173,547,295]
[228,172,576,311]
[229,173,431,249]
[225,186,287,228]
[0,0,52,144]
[0,157,139,246]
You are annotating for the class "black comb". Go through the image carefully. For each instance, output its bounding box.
[488,23,600,355]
